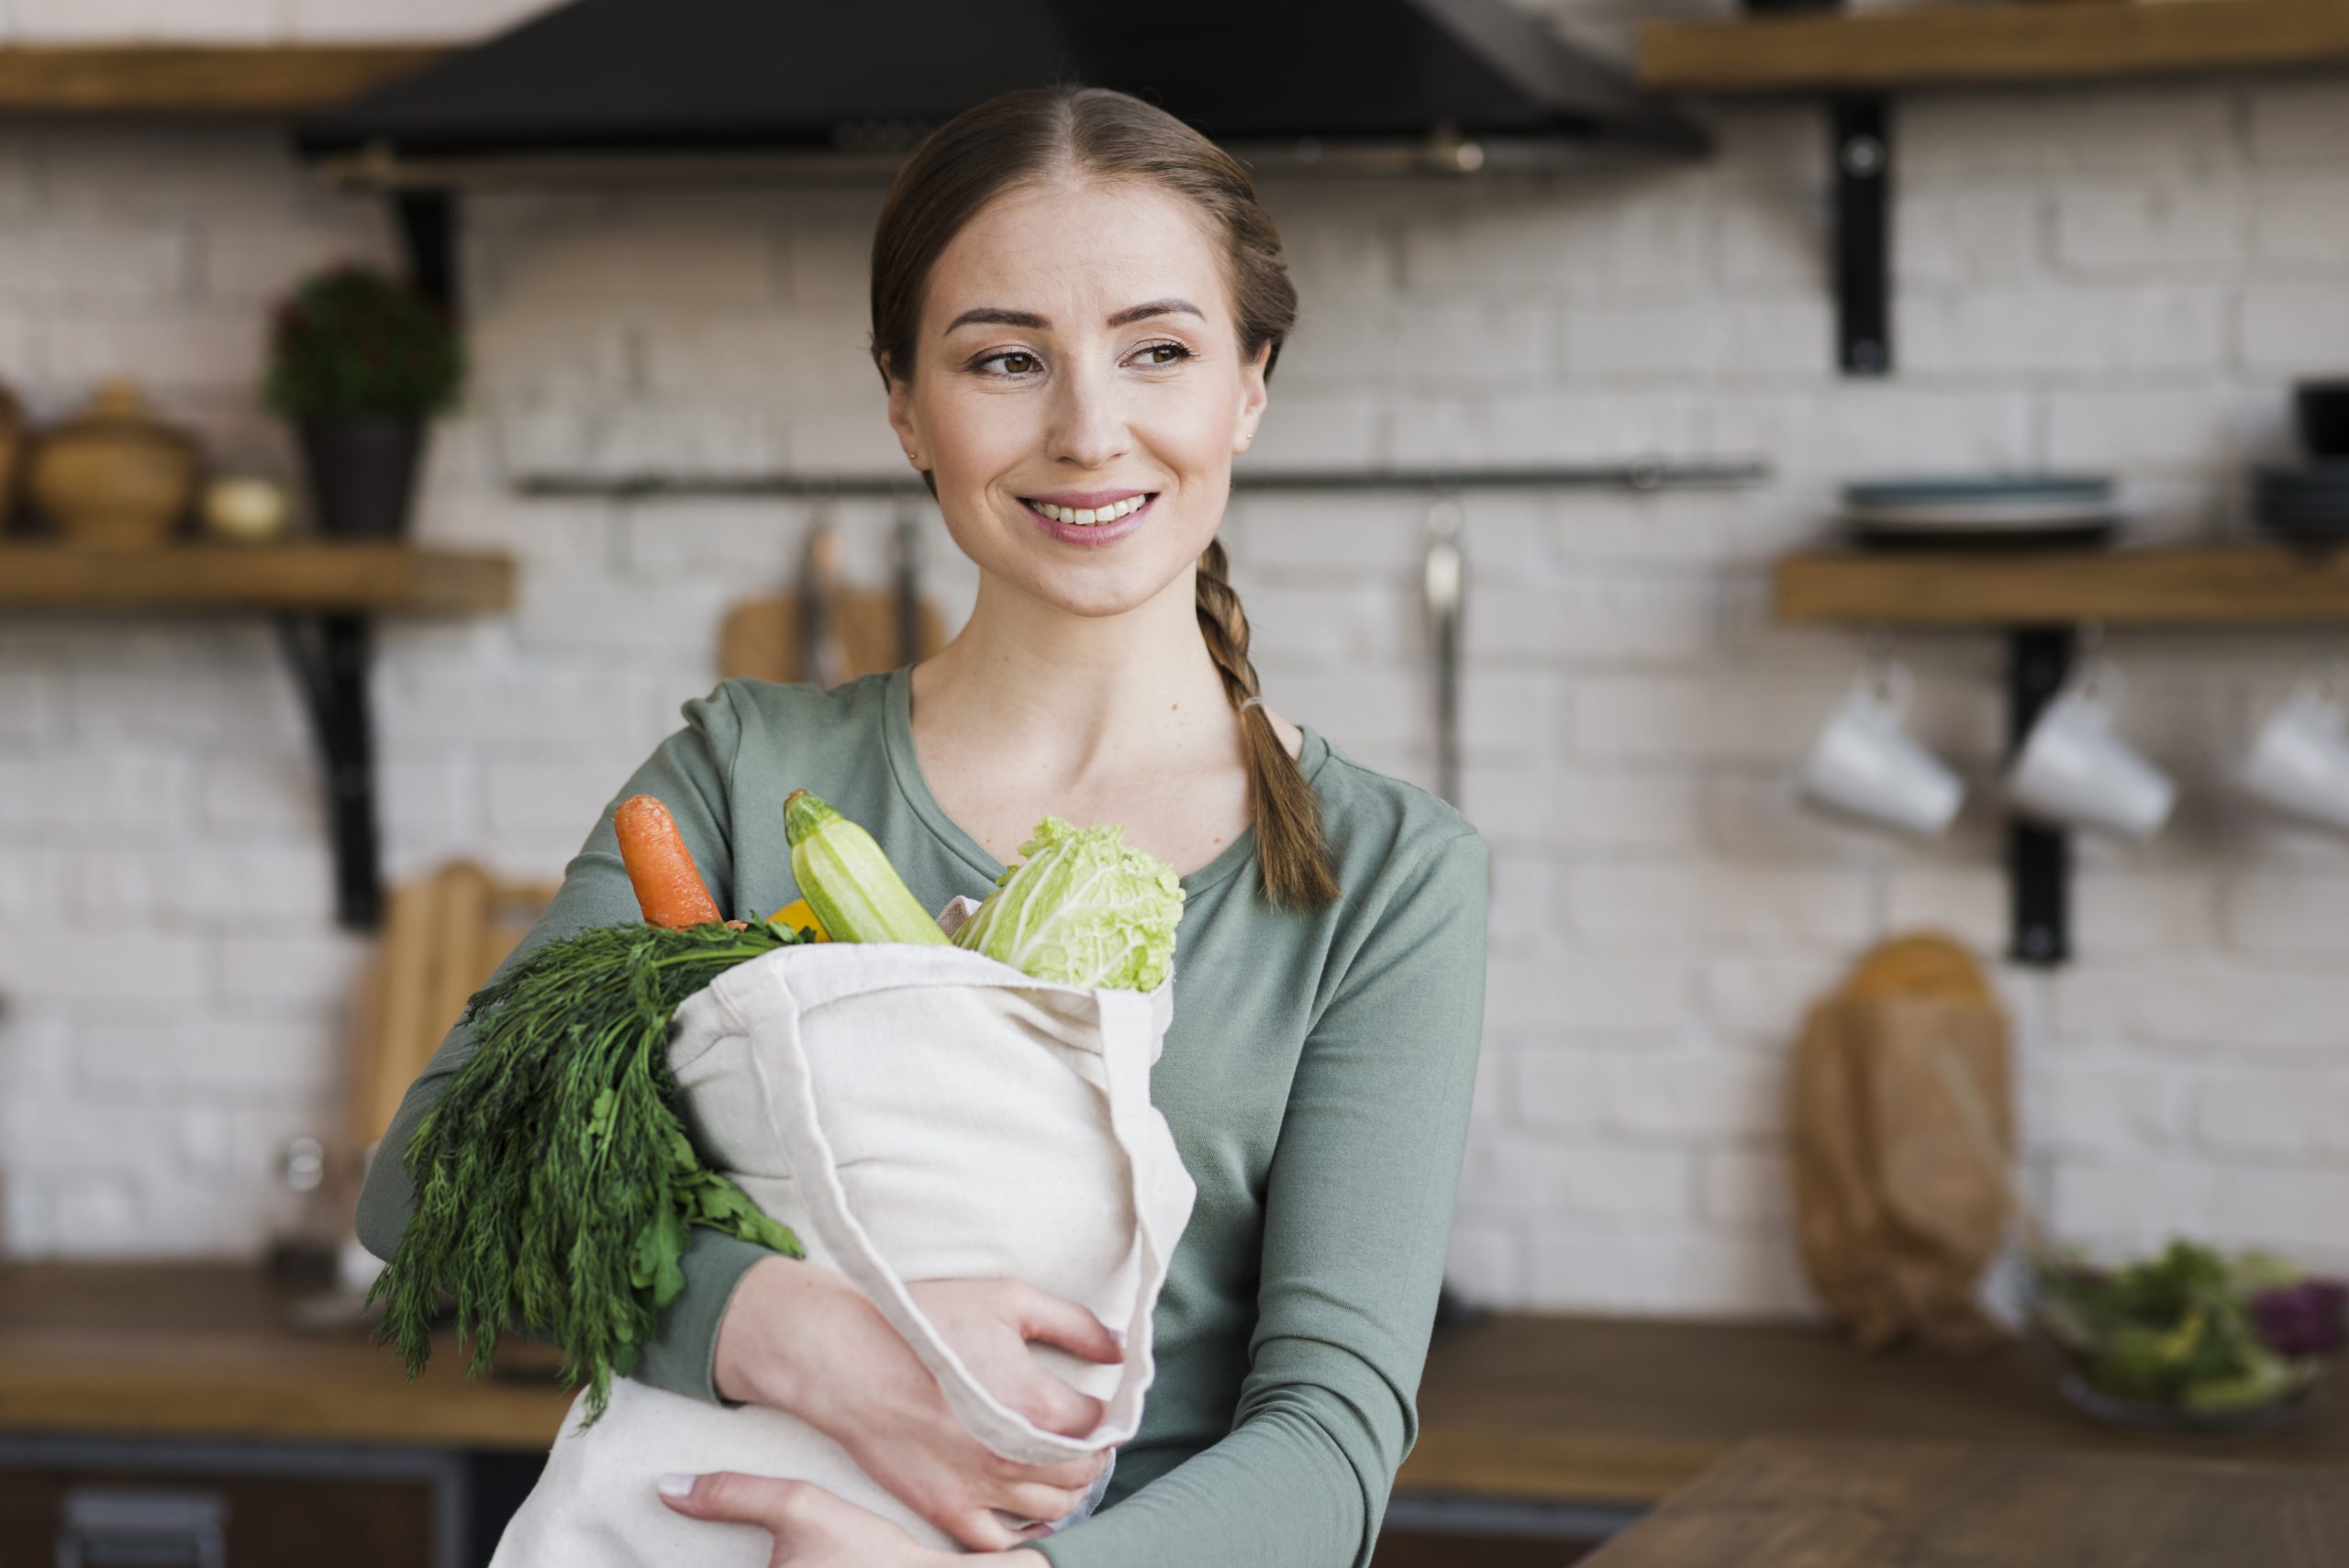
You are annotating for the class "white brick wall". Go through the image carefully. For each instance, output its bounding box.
[1,12,2347,1310]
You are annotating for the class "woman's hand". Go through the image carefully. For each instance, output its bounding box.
[656,1473,957,1566]
[712,1256,1119,1551]
[658,1473,1059,1566]
[902,1277,1123,1436]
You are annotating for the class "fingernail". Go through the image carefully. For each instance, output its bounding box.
[1108,1329,1127,1350]
[657,1473,696,1499]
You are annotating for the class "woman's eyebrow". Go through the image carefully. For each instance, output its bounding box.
[941,298,1205,335]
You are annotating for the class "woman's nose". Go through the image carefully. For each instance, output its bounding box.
[1046,360,1128,470]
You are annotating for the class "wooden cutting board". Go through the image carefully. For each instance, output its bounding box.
[717,588,944,684]
[344,862,556,1156]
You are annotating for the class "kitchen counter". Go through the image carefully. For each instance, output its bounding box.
[0,1262,572,1451]
[1578,1435,2349,1568]
[1401,1308,2349,1506]
[6,1265,2348,1503]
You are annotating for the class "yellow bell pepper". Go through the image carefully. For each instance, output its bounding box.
[768,897,830,941]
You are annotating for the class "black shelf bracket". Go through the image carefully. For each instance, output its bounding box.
[394,188,461,318]
[1830,95,1891,376]
[276,615,383,930]
[2007,626,2076,966]
[256,185,458,933]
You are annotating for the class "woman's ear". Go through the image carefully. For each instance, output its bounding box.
[1233,340,1271,453]
[883,358,929,472]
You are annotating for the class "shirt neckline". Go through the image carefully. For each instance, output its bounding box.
[880,663,1330,898]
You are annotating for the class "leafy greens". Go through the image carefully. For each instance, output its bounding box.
[369,918,808,1423]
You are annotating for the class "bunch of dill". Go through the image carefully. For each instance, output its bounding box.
[369,917,808,1423]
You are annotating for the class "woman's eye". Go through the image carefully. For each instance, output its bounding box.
[974,343,1188,377]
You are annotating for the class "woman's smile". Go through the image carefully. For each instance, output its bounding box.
[1019,490,1160,547]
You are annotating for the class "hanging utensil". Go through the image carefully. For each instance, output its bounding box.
[796,503,849,690]
[1422,494,1466,806]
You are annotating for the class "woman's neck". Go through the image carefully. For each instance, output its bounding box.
[910,568,1239,787]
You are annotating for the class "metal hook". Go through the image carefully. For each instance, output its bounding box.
[805,470,841,513]
[1425,496,1464,544]
[2071,621,2110,700]
[1854,626,1900,700]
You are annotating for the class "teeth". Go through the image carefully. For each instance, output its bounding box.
[1032,495,1148,525]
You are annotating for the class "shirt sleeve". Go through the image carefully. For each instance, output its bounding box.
[353,681,782,1405]
[1031,827,1490,1568]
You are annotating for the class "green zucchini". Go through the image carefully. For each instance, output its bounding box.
[783,788,948,946]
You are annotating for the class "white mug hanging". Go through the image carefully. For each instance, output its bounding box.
[2004,655,2176,840]
[1800,655,1966,838]
[2238,658,2349,837]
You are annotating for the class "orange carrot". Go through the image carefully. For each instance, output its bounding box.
[614,795,723,929]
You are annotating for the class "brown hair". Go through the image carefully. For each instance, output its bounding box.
[868,84,1339,909]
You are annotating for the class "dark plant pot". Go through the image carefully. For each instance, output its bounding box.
[297,415,427,539]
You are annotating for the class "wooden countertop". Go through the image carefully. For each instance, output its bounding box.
[0,1263,573,1451]
[1581,1436,2349,1568]
[1399,1310,2349,1506]
[6,1265,2347,1504]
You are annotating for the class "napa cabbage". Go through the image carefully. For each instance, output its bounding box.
[953,817,1184,992]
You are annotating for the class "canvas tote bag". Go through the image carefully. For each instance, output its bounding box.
[492,900,1197,1564]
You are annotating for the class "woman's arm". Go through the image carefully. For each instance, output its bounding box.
[354,681,1119,1545]
[1026,828,1491,1568]
[354,684,764,1403]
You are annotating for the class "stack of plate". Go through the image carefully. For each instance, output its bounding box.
[2255,463,2349,546]
[1841,475,2122,550]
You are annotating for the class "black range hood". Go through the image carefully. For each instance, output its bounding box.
[295,0,1709,185]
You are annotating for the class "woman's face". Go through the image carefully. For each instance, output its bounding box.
[885,178,1270,620]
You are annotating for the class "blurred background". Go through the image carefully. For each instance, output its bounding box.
[1,0,2346,1563]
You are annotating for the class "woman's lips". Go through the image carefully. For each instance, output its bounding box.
[1020,493,1156,547]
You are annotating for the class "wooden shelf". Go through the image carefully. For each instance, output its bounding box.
[0,45,442,114]
[1642,0,2349,95]
[1776,545,2349,628]
[1641,0,2349,373]
[0,542,514,616]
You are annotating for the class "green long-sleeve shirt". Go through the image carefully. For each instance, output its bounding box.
[356,667,1488,1567]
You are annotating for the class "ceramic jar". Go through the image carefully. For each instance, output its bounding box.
[200,474,294,544]
[28,380,200,550]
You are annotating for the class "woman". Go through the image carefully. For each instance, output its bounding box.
[359,83,1487,1568]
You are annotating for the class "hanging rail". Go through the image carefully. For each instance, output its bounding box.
[514,458,1773,501]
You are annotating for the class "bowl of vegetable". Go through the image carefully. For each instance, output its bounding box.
[2031,1240,2348,1432]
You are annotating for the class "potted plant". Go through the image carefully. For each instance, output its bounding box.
[264,263,463,539]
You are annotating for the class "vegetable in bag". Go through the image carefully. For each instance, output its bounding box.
[952,816,1184,992]
[373,788,1185,1424]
